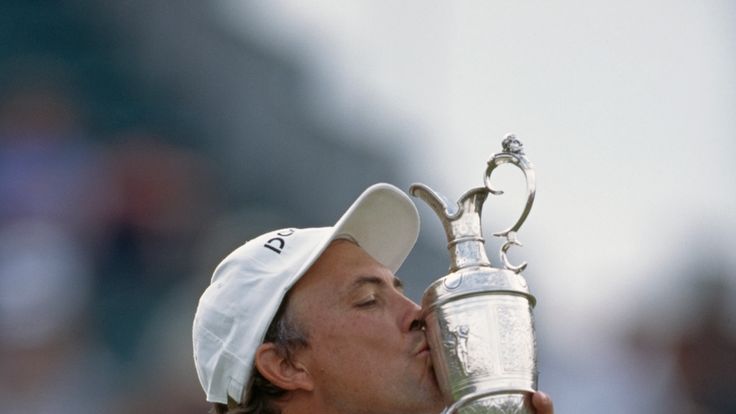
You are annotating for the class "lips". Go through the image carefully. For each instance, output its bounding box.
[414,341,430,356]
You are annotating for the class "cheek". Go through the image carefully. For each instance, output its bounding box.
[319,318,370,353]
[313,315,376,358]
[310,314,395,365]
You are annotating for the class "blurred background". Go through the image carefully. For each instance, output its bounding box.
[1,1,734,413]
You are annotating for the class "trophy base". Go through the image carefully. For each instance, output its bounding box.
[444,391,535,414]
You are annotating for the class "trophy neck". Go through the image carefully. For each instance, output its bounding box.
[448,237,491,272]
[409,184,492,273]
[444,190,491,272]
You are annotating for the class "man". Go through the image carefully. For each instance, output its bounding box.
[193,183,554,414]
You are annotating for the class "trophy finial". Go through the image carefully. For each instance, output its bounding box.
[501,133,525,155]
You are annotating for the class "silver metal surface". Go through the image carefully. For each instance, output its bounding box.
[410,135,538,414]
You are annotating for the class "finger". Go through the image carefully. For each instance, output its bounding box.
[532,391,554,414]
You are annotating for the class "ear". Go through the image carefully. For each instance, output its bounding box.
[254,343,314,392]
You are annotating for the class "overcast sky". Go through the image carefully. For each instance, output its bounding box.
[217,0,736,351]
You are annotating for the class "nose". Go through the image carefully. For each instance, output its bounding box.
[399,295,425,332]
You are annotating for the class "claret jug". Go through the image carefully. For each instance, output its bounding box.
[411,135,538,414]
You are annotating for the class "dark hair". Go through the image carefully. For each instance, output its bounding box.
[212,293,309,414]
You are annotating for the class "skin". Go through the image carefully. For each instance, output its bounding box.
[255,239,554,414]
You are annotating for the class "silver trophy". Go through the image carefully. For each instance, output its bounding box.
[410,135,538,414]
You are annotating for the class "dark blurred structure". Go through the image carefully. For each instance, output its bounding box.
[671,274,736,414]
[626,263,736,414]
[0,1,444,413]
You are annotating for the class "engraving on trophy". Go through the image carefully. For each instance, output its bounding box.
[480,395,528,414]
[444,325,473,376]
[454,394,530,414]
[444,273,463,290]
[489,272,508,288]
[497,303,535,373]
[439,300,501,392]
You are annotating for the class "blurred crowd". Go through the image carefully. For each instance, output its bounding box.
[1,2,734,414]
[0,66,218,413]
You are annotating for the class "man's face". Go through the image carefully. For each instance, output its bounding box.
[288,239,445,414]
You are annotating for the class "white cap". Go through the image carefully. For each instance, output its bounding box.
[192,183,420,404]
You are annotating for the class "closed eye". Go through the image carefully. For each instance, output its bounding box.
[348,275,399,309]
[356,298,377,308]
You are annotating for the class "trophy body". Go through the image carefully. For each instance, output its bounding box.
[411,136,538,414]
[424,267,537,413]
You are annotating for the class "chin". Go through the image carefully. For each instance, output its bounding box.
[419,371,445,409]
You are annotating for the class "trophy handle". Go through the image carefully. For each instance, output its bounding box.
[484,134,536,273]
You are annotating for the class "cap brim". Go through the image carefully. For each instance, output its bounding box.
[330,183,420,272]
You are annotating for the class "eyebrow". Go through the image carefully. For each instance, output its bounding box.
[349,275,404,291]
